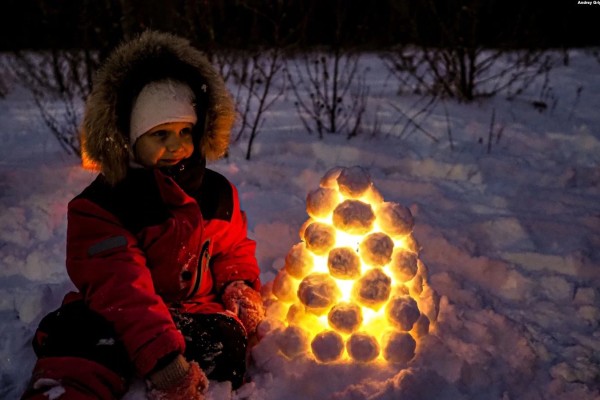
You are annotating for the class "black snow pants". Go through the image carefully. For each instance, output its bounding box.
[26,300,247,396]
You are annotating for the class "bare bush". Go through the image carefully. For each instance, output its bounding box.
[287,50,369,139]
[196,0,303,160]
[382,0,553,102]
[6,49,100,156]
[227,48,286,160]
[382,46,553,102]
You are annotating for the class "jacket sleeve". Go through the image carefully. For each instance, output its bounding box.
[209,181,261,293]
[65,198,185,377]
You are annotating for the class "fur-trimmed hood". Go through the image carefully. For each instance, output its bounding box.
[82,30,234,185]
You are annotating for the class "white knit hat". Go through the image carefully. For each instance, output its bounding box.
[129,79,197,144]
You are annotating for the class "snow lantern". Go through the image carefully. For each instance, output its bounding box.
[270,166,438,364]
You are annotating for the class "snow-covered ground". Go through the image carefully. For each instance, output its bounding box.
[1,51,599,400]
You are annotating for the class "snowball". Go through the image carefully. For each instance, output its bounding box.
[376,202,414,237]
[573,287,598,305]
[411,273,424,295]
[346,332,380,362]
[272,269,297,303]
[297,273,341,312]
[320,167,343,189]
[389,249,418,282]
[578,305,600,326]
[306,187,339,219]
[298,219,312,241]
[303,222,336,255]
[277,325,309,359]
[328,247,361,279]
[417,283,440,323]
[337,166,372,198]
[381,331,416,364]
[264,297,288,320]
[359,232,394,267]
[412,314,430,338]
[386,295,421,331]
[352,268,392,309]
[363,186,384,205]
[256,318,285,340]
[286,303,321,329]
[328,302,363,334]
[286,303,305,324]
[391,284,410,297]
[311,330,345,363]
[285,242,314,279]
[404,234,420,253]
[332,200,375,235]
[417,259,429,283]
[410,260,428,296]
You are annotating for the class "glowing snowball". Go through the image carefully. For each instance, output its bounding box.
[311,331,345,363]
[391,284,410,297]
[389,249,418,282]
[264,297,288,320]
[412,314,430,338]
[286,303,306,324]
[337,166,372,198]
[382,331,416,364]
[376,202,414,237]
[278,325,310,359]
[332,200,375,235]
[352,268,392,310]
[285,242,314,279]
[328,247,361,279]
[320,167,344,189]
[364,186,384,205]
[306,187,339,219]
[404,234,420,253]
[328,302,363,334]
[418,284,440,324]
[346,332,380,362]
[386,295,420,331]
[297,273,341,312]
[272,269,297,303]
[286,303,322,331]
[359,232,394,267]
[411,273,424,295]
[303,222,336,255]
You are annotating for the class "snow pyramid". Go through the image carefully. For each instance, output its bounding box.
[267,166,439,364]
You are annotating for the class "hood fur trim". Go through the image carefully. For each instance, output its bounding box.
[82,30,234,185]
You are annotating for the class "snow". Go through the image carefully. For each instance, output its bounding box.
[32,379,66,400]
[1,50,600,399]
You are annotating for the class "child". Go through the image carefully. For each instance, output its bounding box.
[21,31,264,400]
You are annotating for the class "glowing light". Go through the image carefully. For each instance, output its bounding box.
[333,278,354,301]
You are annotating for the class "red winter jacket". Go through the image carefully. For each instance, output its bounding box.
[64,166,260,377]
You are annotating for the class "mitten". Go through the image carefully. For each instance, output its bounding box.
[222,280,265,334]
[147,354,208,400]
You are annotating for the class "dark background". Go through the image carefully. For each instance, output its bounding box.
[1,0,598,52]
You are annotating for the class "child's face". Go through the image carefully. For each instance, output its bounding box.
[133,121,195,168]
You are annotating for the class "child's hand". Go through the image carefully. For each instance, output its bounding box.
[147,355,208,400]
[222,280,265,335]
